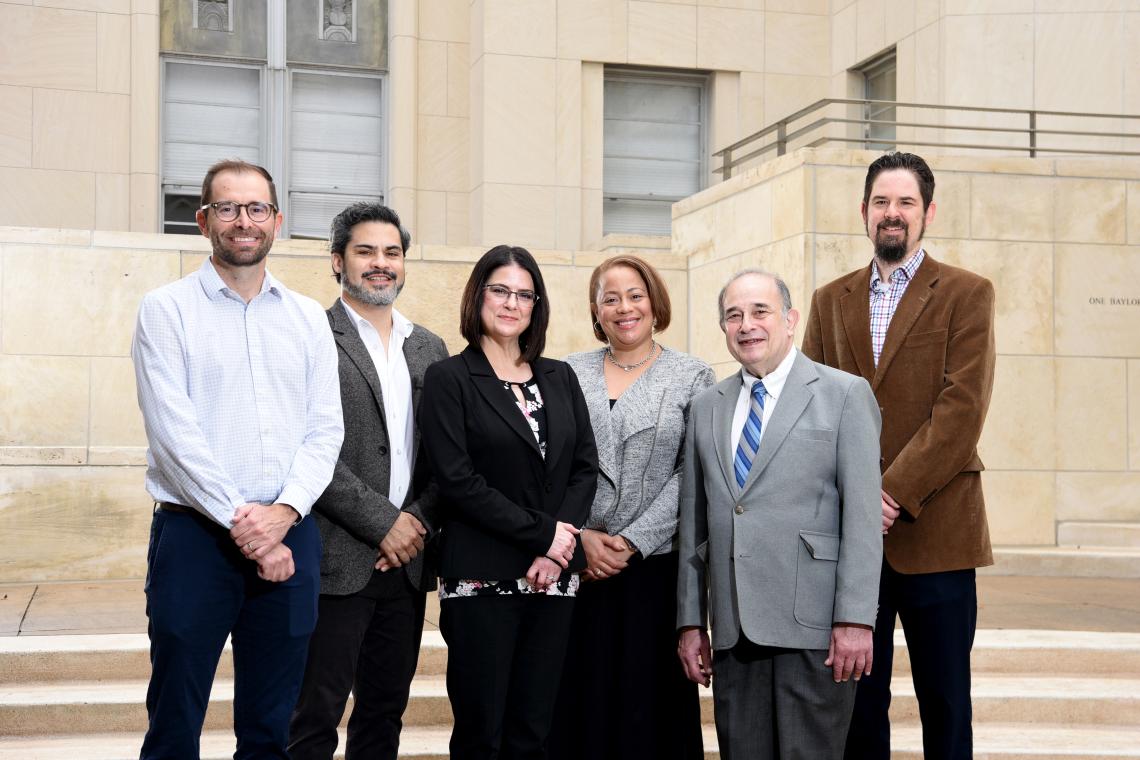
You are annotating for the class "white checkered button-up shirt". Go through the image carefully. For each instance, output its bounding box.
[869,249,925,366]
[131,258,344,528]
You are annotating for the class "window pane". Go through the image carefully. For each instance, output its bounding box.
[163,193,201,235]
[289,72,384,222]
[290,191,383,239]
[603,198,673,236]
[163,62,261,185]
[604,156,701,198]
[602,71,705,236]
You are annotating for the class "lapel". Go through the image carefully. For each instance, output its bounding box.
[839,265,876,383]
[711,372,743,496]
[462,346,544,460]
[402,325,433,449]
[577,351,617,483]
[329,299,388,429]
[872,254,940,391]
[740,352,816,495]
[533,360,567,470]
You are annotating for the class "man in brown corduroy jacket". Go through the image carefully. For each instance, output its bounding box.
[802,152,996,760]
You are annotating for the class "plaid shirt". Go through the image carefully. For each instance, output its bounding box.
[869,249,925,366]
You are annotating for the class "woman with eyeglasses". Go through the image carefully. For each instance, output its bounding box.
[419,245,598,760]
[549,255,713,760]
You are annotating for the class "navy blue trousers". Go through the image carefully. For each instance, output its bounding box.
[139,508,320,760]
[844,562,977,760]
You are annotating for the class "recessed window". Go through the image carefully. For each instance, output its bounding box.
[861,51,897,151]
[603,70,707,236]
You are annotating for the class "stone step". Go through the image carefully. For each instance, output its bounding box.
[5,629,1139,685]
[985,546,1140,578]
[0,631,449,683]
[2,724,1140,760]
[2,673,1139,737]
[1058,522,1140,549]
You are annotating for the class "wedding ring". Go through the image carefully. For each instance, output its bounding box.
[246,542,253,551]
[546,575,555,582]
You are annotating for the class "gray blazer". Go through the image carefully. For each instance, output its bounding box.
[677,350,883,651]
[311,299,449,596]
[566,347,715,556]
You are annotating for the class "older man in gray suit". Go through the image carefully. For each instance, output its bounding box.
[677,270,882,760]
[290,203,448,760]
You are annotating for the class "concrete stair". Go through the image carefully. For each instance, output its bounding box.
[2,629,1140,758]
[985,545,1140,578]
[1058,521,1140,549]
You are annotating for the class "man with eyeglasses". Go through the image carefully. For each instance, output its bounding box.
[131,159,344,759]
[289,203,448,760]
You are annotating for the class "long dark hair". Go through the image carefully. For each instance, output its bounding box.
[459,245,550,364]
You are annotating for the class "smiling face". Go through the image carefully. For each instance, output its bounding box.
[197,170,282,269]
[721,273,798,378]
[480,263,534,345]
[594,264,654,352]
[333,220,406,308]
[861,168,936,264]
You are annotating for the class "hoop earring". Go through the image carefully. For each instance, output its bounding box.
[593,321,603,333]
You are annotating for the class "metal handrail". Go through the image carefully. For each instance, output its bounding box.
[715,98,1140,178]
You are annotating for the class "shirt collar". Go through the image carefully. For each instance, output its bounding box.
[870,247,926,289]
[340,299,414,340]
[741,346,797,402]
[198,256,281,302]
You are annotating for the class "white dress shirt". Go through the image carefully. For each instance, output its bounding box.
[730,346,798,455]
[131,257,344,527]
[340,300,415,510]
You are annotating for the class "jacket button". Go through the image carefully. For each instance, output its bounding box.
[379,445,388,455]
[734,505,744,515]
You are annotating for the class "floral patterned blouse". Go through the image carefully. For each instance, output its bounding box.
[440,379,580,599]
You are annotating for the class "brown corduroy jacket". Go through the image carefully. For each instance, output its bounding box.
[802,253,996,574]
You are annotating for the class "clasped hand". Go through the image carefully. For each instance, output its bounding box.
[581,528,634,580]
[231,503,298,582]
[375,512,428,572]
[544,521,580,568]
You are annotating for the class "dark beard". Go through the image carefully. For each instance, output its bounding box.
[874,237,908,263]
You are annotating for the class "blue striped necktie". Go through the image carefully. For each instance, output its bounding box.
[734,380,767,488]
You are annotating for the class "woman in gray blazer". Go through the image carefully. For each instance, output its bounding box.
[550,255,714,760]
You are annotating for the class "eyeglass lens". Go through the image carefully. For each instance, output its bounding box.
[214,202,273,222]
[486,285,537,305]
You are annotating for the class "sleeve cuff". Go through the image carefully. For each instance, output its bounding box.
[276,484,315,519]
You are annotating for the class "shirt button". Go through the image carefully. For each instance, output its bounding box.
[734,505,744,515]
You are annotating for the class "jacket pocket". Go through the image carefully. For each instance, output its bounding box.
[904,328,948,348]
[793,530,839,629]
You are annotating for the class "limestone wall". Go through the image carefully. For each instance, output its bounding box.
[0,227,686,582]
[7,2,1135,248]
[675,147,1140,548]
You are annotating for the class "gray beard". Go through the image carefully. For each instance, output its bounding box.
[343,276,401,306]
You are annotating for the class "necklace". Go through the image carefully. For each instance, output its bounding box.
[606,340,658,372]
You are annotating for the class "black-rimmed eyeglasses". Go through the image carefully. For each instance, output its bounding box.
[199,201,278,223]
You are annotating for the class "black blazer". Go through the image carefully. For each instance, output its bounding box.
[420,345,599,579]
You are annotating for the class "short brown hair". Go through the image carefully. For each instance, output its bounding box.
[459,245,550,364]
[587,255,672,342]
[200,159,279,209]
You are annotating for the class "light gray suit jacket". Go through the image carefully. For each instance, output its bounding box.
[566,347,715,556]
[311,299,449,596]
[677,350,883,651]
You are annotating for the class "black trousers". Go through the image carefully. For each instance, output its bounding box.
[440,594,575,760]
[549,552,703,760]
[289,569,426,760]
[844,563,977,760]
